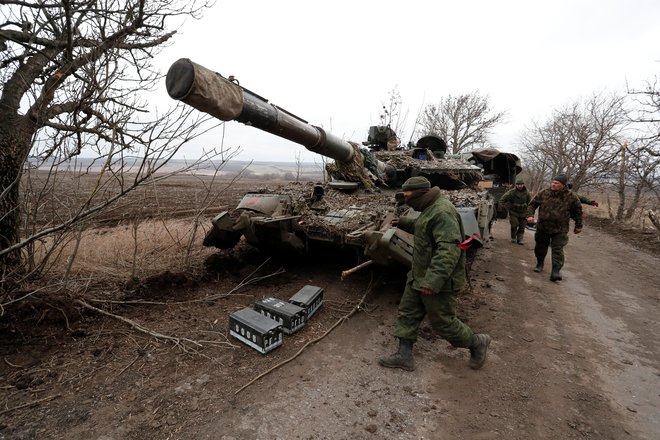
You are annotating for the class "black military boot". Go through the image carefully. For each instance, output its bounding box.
[550,266,562,281]
[379,338,415,371]
[510,228,517,243]
[533,260,544,272]
[516,235,524,245]
[468,334,492,370]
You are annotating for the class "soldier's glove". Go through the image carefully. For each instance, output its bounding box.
[591,201,599,207]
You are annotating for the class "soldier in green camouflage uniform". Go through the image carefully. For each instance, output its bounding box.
[500,177,532,244]
[526,174,583,281]
[379,176,491,371]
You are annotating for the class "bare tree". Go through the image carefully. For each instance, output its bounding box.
[418,92,506,153]
[620,137,660,221]
[379,86,408,144]
[515,133,552,195]
[625,75,660,219]
[604,77,660,222]
[628,76,660,143]
[0,1,215,284]
[519,93,628,192]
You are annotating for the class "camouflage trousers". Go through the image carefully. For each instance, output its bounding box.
[393,280,474,348]
[508,212,527,241]
[534,230,569,269]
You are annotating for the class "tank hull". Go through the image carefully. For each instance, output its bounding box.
[202,183,494,269]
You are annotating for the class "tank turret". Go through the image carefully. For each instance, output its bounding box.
[166,59,519,273]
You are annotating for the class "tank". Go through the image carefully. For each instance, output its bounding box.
[165,59,520,273]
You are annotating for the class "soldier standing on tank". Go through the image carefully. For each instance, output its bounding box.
[379,176,491,371]
[526,174,583,282]
[500,177,532,245]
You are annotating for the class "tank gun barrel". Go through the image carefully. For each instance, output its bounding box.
[166,58,354,163]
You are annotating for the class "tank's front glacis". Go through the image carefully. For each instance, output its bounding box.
[202,180,406,262]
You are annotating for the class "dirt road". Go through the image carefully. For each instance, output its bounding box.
[1,221,658,439]
[198,220,659,440]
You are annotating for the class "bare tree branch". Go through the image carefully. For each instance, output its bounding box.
[1,1,217,281]
[418,92,506,153]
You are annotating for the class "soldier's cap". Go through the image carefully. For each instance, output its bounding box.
[552,174,568,185]
[515,177,525,184]
[402,176,431,191]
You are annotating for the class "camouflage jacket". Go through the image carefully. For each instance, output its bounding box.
[500,187,531,215]
[398,194,466,293]
[527,188,583,234]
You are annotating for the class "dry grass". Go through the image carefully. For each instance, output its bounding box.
[41,217,217,281]
[580,191,657,230]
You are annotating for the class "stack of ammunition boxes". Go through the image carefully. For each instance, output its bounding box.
[254,297,306,335]
[228,285,324,353]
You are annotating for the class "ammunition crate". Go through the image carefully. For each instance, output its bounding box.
[255,297,306,335]
[229,308,283,354]
[288,285,324,319]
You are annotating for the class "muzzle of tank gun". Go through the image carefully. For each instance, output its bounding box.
[166,58,355,163]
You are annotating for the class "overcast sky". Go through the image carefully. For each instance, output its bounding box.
[155,0,660,162]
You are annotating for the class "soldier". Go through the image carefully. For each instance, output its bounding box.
[379,176,491,371]
[500,177,532,244]
[526,174,583,282]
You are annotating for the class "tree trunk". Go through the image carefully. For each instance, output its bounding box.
[0,113,35,282]
[615,142,627,221]
[624,183,643,221]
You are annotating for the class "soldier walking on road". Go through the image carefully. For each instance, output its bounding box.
[500,177,531,244]
[526,174,583,282]
[379,176,491,371]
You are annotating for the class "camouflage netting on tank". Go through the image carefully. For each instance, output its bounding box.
[324,142,377,189]
[373,150,483,187]
[324,146,483,190]
[249,182,490,240]
[251,182,390,238]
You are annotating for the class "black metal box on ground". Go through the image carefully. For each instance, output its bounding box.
[254,297,306,335]
[288,285,324,319]
[228,307,283,354]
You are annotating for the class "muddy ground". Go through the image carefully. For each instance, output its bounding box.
[1,181,659,439]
